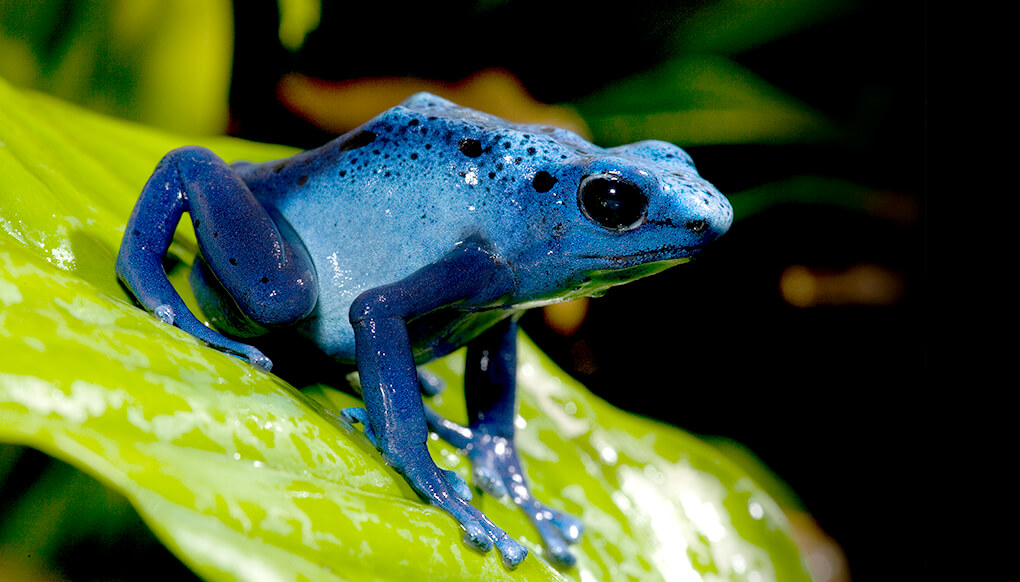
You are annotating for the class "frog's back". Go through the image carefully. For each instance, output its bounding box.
[230,93,731,362]
[232,94,579,359]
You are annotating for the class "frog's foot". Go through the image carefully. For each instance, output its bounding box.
[341,407,473,502]
[343,409,527,567]
[418,368,446,396]
[426,409,583,568]
[153,303,273,372]
[390,442,528,568]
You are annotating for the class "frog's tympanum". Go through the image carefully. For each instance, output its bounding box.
[116,93,733,568]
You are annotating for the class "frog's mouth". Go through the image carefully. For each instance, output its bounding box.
[585,257,687,286]
[581,243,702,266]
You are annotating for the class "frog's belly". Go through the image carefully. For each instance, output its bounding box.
[298,294,514,365]
[277,209,489,362]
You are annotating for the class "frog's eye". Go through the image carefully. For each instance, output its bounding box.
[577,173,648,232]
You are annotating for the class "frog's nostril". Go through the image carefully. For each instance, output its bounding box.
[685,218,709,234]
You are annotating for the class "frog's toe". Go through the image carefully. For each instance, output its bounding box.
[495,535,528,569]
[417,369,446,396]
[154,304,175,325]
[529,506,582,568]
[443,469,473,501]
[340,407,378,448]
[548,545,577,569]
[462,521,494,552]
[244,346,273,373]
[538,527,576,569]
[472,465,508,498]
[549,508,584,543]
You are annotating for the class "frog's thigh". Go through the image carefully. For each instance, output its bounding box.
[116,146,300,369]
[168,146,318,326]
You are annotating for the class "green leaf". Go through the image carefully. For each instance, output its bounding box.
[0,77,811,581]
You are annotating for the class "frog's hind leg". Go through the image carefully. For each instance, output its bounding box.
[116,146,317,371]
[426,316,584,568]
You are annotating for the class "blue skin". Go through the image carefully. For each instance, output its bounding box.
[115,93,732,569]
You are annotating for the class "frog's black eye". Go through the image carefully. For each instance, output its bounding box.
[577,173,648,232]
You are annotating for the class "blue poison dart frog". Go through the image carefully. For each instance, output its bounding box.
[116,93,732,569]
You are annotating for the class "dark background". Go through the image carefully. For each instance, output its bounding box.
[0,1,926,580]
[226,2,926,580]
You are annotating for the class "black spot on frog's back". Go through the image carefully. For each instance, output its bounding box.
[338,130,377,152]
[458,138,484,158]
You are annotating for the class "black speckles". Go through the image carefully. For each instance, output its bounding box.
[686,219,708,234]
[526,147,537,156]
[297,175,308,186]
[408,119,419,126]
[532,171,557,193]
[132,229,140,236]
[488,172,496,179]
[229,258,238,266]
[339,170,347,177]
[338,130,377,152]
[458,138,483,158]
[410,153,418,160]
[260,276,269,284]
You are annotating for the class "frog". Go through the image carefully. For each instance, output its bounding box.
[115,92,733,569]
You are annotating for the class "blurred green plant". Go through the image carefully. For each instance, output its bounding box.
[0,0,233,135]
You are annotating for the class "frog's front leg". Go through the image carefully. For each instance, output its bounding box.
[427,317,583,568]
[116,146,317,371]
[348,242,528,568]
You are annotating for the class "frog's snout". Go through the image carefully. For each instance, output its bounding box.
[695,183,733,242]
[667,177,733,247]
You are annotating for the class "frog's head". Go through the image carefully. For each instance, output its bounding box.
[509,138,733,302]
[389,93,732,303]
